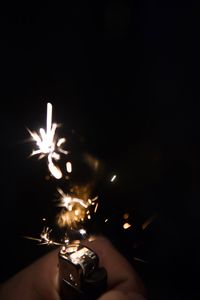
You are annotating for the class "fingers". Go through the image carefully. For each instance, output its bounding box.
[82,236,146,296]
[0,236,146,300]
[0,249,60,300]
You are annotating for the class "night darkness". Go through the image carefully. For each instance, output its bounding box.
[0,1,200,299]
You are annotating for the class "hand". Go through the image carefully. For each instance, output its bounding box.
[0,237,146,300]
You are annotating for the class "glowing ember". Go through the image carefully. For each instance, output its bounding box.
[123,213,129,220]
[28,102,68,179]
[123,222,132,230]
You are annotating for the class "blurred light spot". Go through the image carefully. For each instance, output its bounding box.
[123,213,129,220]
[123,222,131,229]
[110,174,117,182]
[66,162,72,173]
[79,229,86,235]
[142,214,158,230]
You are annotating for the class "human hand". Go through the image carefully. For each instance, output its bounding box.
[0,237,146,300]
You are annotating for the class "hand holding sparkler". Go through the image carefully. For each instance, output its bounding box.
[21,103,147,299]
[0,237,146,300]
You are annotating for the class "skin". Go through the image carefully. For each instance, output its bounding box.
[0,237,146,300]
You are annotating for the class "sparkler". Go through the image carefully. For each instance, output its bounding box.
[26,102,157,298]
[28,102,99,244]
[27,102,108,299]
[28,102,68,179]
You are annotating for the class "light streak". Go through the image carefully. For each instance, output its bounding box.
[66,161,72,173]
[110,174,117,182]
[94,203,98,213]
[24,227,62,246]
[28,103,68,179]
[133,257,148,264]
[142,214,158,231]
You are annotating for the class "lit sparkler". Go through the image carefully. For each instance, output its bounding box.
[27,103,99,245]
[28,102,68,179]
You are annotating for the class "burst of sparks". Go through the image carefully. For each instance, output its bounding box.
[57,188,90,210]
[56,188,98,228]
[28,103,68,179]
[24,227,62,246]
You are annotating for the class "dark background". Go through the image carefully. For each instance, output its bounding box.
[0,1,200,299]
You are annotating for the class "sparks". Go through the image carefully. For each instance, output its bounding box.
[56,188,98,228]
[24,227,62,246]
[28,103,68,179]
[94,202,98,213]
[57,188,89,210]
[26,102,102,246]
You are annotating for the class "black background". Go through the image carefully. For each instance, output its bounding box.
[0,1,200,299]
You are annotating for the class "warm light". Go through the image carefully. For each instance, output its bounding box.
[94,203,98,213]
[142,214,158,230]
[123,213,129,220]
[123,222,132,230]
